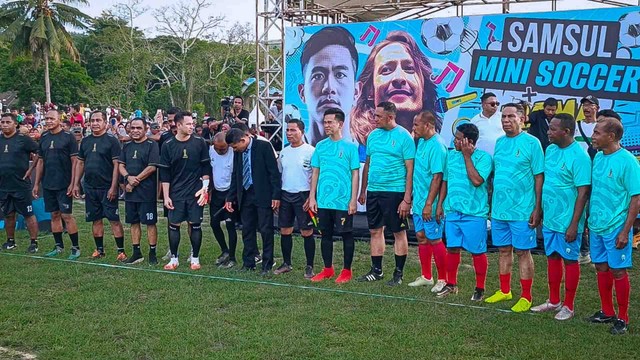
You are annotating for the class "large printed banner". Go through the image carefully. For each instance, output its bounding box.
[284,7,640,159]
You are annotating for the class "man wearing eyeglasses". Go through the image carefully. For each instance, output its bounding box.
[470,92,505,157]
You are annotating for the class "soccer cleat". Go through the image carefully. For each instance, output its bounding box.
[357,268,384,282]
[436,284,458,298]
[471,288,485,302]
[554,306,574,321]
[44,246,63,257]
[274,263,293,275]
[587,310,616,324]
[484,290,513,304]
[68,248,81,260]
[124,253,144,265]
[27,243,38,254]
[531,299,562,313]
[311,267,335,282]
[511,297,532,313]
[386,270,403,286]
[116,252,128,262]
[408,275,434,287]
[161,249,172,261]
[610,319,628,335]
[335,269,353,284]
[578,253,591,265]
[303,265,315,280]
[219,260,237,269]
[91,250,105,259]
[215,252,230,266]
[431,279,447,293]
[148,251,158,265]
[2,240,16,250]
[164,258,179,270]
[190,257,201,270]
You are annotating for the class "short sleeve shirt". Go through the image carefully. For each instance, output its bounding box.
[492,132,544,221]
[158,136,210,200]
[444,149,493,218]
[119,139,160,202]
[366,126,415,192]
[0,133,39,192]
[38,130,78,190]
[311,138,359,211]
[412,134,447,215]
[279,143,315,193]
[78,133,121,189]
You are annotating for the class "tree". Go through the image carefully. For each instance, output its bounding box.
[0,0,92,103]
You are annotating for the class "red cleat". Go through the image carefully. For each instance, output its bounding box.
[335,269,352,284]
[311,267,335,282]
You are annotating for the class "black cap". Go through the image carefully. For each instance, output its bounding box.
[580,95,599,106]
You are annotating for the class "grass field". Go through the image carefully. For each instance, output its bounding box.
[1,201,639,359]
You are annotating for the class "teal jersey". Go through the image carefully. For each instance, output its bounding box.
[412,134,447,215]
[311,138,360,211]
[366,126,415,192]
[492,132,544,221]
[542,142,591,233]
[589,148,640,234]
[443,149,493,218]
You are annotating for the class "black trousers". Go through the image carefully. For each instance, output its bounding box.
[240,187,274,270]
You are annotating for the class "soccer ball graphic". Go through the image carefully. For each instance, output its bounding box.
[619,11,640,48]
[421,17,465,54]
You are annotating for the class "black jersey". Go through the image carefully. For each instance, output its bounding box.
[0,133,39,192]
[158,135,210,200]
[158,131,174,151]
[38,130,78,190]
[78,133,121,190]
[119,139,160,202]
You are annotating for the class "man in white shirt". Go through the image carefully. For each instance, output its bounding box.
[208,131,238,268]
[470,92,504,157]
[275,119,316,278]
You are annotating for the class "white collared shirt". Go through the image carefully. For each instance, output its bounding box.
[471,110,504,156]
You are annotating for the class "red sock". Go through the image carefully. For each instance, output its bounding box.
[500,273,511,294]
[472,254,488,290]
[418,244,433,279]
[520,278,533,302]
[614,274,631,323]
[547,258,563,304]
[596,271,616,317]
[446,252,461,285]
[563,262,580,311]
[432,242,447,281]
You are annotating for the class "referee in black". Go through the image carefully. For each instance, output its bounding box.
[158,111,211,271]
[119,118,160,265]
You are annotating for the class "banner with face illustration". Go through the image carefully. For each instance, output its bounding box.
[284,7,640,160]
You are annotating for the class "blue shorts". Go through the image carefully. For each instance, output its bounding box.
[542,227,582,261]
[590,225,633,269]
[491,219,536,250]
[444,212,487,254]
[413,214,443,240]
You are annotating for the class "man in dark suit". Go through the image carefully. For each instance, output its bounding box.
[224,128,281,275]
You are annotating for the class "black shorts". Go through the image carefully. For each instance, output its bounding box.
[317,208,353,233]
[43,188,73,214]
[209,189,236,223]
[0,191,34,218]
[278,191,312,230]
[366,191,408,233]
[85,188,120,222]
[125,201,158,225]
[168,197,204,224]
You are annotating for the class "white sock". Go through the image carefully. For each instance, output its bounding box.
[191,257,200,265]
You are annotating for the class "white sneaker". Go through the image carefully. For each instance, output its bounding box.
[431,279,447,293]
[408,275,434,287]
[531,299,562,313]
[163,257,179,270]
[190,257,201,270]
[554,306,574,321]
[578,253,591,265]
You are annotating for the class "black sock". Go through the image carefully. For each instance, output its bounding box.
[69,232,79,248]
[132,244,141,255]
[211,223,228,253]
[372,256,383,274]
[168,225,180,257]
[342,232,355,270]
[149,245,156,255]
[31,239,38,245]
[227,221,238,261]
[7,238,15,244]
[94,236,104,252]
[190,223,202,258]
[53,232,64,248]
[281,234,293,265]
[303,235,315,267]
[395,254,407,272]
[115,236,125,253]
[320,230,334,268]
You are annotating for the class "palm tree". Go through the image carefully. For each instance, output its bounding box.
[0,0,92,104]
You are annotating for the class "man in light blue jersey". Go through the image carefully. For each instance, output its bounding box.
[408,110,448,292]
[587,111,640,335]
[358,102,415,285]
[308,108,360,284]
[436,123,492,301]
[531,113,590,321]
[485,103,544,313]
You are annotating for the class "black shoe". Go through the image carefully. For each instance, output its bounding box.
[124,252,144,265]
[215,252,230,266]
[219,260,237,269]
[2,241,16,250]
[587,310,616,324]
[254,255,263,265]
[27,242,38,254]
[471,288,485,301]
[386,270,403,286]
[436,284,459,298]
[304,265,314,279]
[357,268,384,282]
[274,263,293,275]
[239,266,255,272]
[148,251,158,265]
[610,319,628,335]
[260,268,271,276]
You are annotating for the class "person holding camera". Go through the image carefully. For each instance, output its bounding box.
[230,96,249,124]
